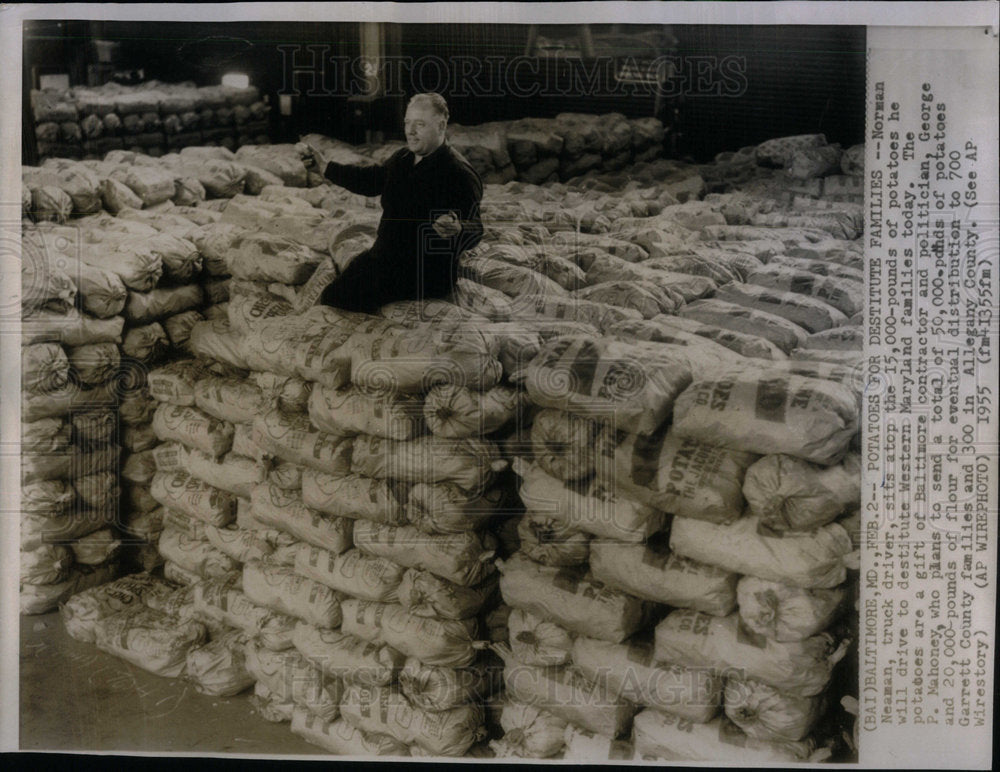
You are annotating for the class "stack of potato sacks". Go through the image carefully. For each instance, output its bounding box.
[38,127,863,761]
[34,145,248,577]
[223,207,524,754]
[298,111,665,186]
[31,80,269,162]
[490,352,861,762]
[52,150,521,755]
[243,312,516,757]
[19,143,306,602]
[480,144,862,764]
[107,154,224,577]
[46,145,345,709]
[21,164,128,613]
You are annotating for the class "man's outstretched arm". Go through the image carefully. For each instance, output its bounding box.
[324,159,387,198]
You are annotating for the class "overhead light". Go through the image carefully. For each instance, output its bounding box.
[222,73,250,89]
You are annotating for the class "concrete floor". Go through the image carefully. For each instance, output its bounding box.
[19,612,320,755]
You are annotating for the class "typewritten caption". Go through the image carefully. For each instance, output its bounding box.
[863,26,997,769]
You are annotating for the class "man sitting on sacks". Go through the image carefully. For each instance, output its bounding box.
[297,92,484,314]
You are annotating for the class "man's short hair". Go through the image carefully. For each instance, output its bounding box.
[407,92,449,122]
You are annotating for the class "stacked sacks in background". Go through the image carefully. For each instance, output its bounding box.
[106,87,168,158]
[428,113,663,185]
[698,133,863,206]
[473,172,681,247]
[503,118,566,185]
[554,113,632,178]
[569,147,866,380]
[30,88,83,160]
[32,80,269,163]
[446,123,517,185]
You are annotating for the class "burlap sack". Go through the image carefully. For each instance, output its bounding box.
[290,708,409,756]
[742,452,861,532]
[93,606,207,678]
[292,621,403,686]
[353,520,496,588]
[340,683,485,757]
[249,482,354,554]
[243,559,343,629]
[294,545,404,603]
[670,513,856,590]
[244,639,341,721]
[632,710,819,763]
[589,540,738,616]
[605,428,755,523]
[571,635,723,722]
[672,371,858,465]
[498,553,650,643]
[736,576,846,642]
[653,609,849,697]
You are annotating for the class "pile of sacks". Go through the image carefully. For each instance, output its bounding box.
[460,142,864,763]
[489,345,861,761]
[37,128,863,761]
[447,113,665,185]
[19,140,321,601]
[302,112,665,186]
[39,154,528,756]
[144,291,518,755]
[20,226,127,614]
[700,134,864,205]
[31,80,269,161]
[21,144,324,227]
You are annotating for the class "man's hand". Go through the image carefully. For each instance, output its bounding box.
[296,140,328,173]
[432,211,462,238]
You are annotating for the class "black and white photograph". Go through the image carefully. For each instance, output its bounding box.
[1,2,996,768]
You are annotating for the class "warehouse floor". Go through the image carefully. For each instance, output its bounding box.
[19,613,316,754]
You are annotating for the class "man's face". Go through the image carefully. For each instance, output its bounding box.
[404,103,446,157]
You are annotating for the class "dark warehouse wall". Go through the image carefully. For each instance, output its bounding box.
[23,20,865,161]
[391,24,865,159]
[675,25,866,161]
